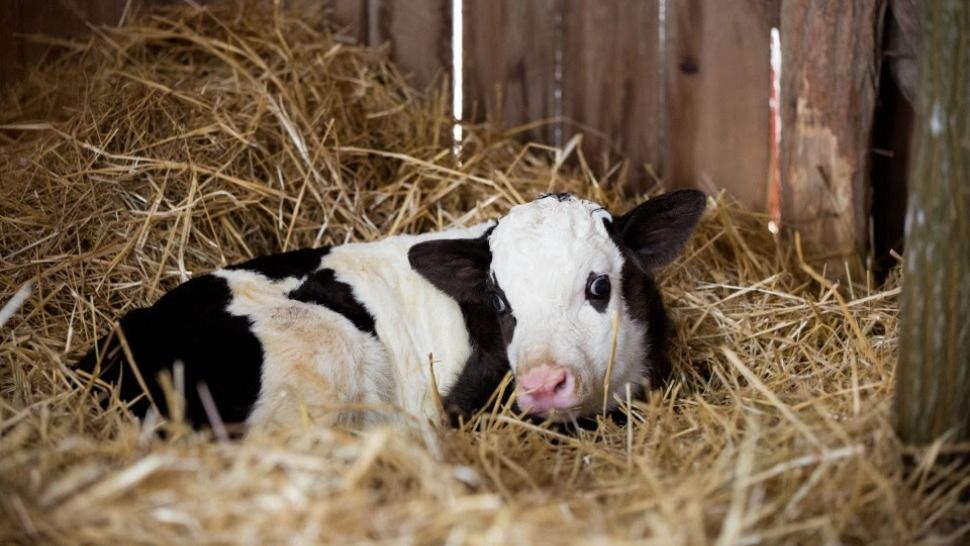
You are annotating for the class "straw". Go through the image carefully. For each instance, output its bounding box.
[1,2,968,545]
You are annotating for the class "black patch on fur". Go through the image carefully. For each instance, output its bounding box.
[228,247,330,280]
[487,274,517,346]
[75,275,264,427]
[441,301,513,423]
[594,190,705,394]
[619,257,673,388]
[287,268,376,335]
[609,189,706,272]
[410,229,513,423]
[408,236,491,303]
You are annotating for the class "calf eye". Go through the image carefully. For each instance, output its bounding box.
[586,274,611,302]
[489,291,508,314]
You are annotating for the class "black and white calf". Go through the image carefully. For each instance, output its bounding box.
[77,190,706,428]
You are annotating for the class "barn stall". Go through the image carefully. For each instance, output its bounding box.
[0,1,967,544]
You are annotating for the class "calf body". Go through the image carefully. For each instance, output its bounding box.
[78,190,706,428]
[78,223,505,428]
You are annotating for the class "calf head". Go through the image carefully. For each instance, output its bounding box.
[409,190,706,422]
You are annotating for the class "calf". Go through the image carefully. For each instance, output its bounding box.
[76,190,705,428]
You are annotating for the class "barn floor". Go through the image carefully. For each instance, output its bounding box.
[1,4,968,545]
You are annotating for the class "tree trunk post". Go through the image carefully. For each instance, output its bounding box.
[894,0,970,445]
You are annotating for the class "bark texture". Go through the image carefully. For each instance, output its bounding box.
[895,0,970,445]
[779,0,887,276]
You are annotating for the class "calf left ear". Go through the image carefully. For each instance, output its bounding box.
[609,189,707,272]
[408,237,491,302]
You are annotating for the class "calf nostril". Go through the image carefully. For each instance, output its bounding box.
[553,374,568,394]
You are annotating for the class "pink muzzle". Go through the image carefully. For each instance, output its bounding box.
[516,364,578,414]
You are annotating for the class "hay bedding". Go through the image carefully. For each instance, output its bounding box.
[0,3,967,544]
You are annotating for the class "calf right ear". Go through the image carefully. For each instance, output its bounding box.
[408,238,491,303]
[610,189,707,272]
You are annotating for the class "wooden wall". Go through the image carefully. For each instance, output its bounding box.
[0,1,191,88]
[1,0,907,273]
[320,0,780,211]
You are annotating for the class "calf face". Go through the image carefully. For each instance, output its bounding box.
[409,190,706,422]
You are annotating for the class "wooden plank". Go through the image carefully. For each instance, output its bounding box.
[326,0,367,43]
[463,0,559,143]
[0,2,26,89]
[0,0,128,89]
[0,0,216,89]
[665,0,775,211]
[374,0,451,92]
[895,0,969,446]
[562,0,660,187]
[779,0,887,275]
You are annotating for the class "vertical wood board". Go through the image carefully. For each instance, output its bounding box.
[0,2,26,89]
[1,0,128,89]
[779,0,887,274]
[665,0,776,211]
[0,0,224,90]
[463,0,560,144]
[326,0,367,43]
[561,0,660,186]
[375,0,451,92]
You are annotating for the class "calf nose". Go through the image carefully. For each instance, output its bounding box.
[516,364,576,415]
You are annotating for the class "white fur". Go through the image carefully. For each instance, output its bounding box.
[217,223,494,427]
[488,197,648,416]
[216,269,390,428]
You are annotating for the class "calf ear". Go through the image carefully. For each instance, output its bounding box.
[610,189,707,271]
[408,238,491,302]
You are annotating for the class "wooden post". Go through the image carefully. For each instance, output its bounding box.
[665,0,776,212]
[894,0,970,446]
[779,0,888,276]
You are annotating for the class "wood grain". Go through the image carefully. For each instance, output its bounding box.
[463,0,559,143]
[375,0,451,92]
[0,0,223,90]
[779,0,887,275]
[562,0,660,187]
[665,0,776,211]
[326,0,367,43]
[0,2,26,89]
[1,0,128,89]
[895,0,969,446]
